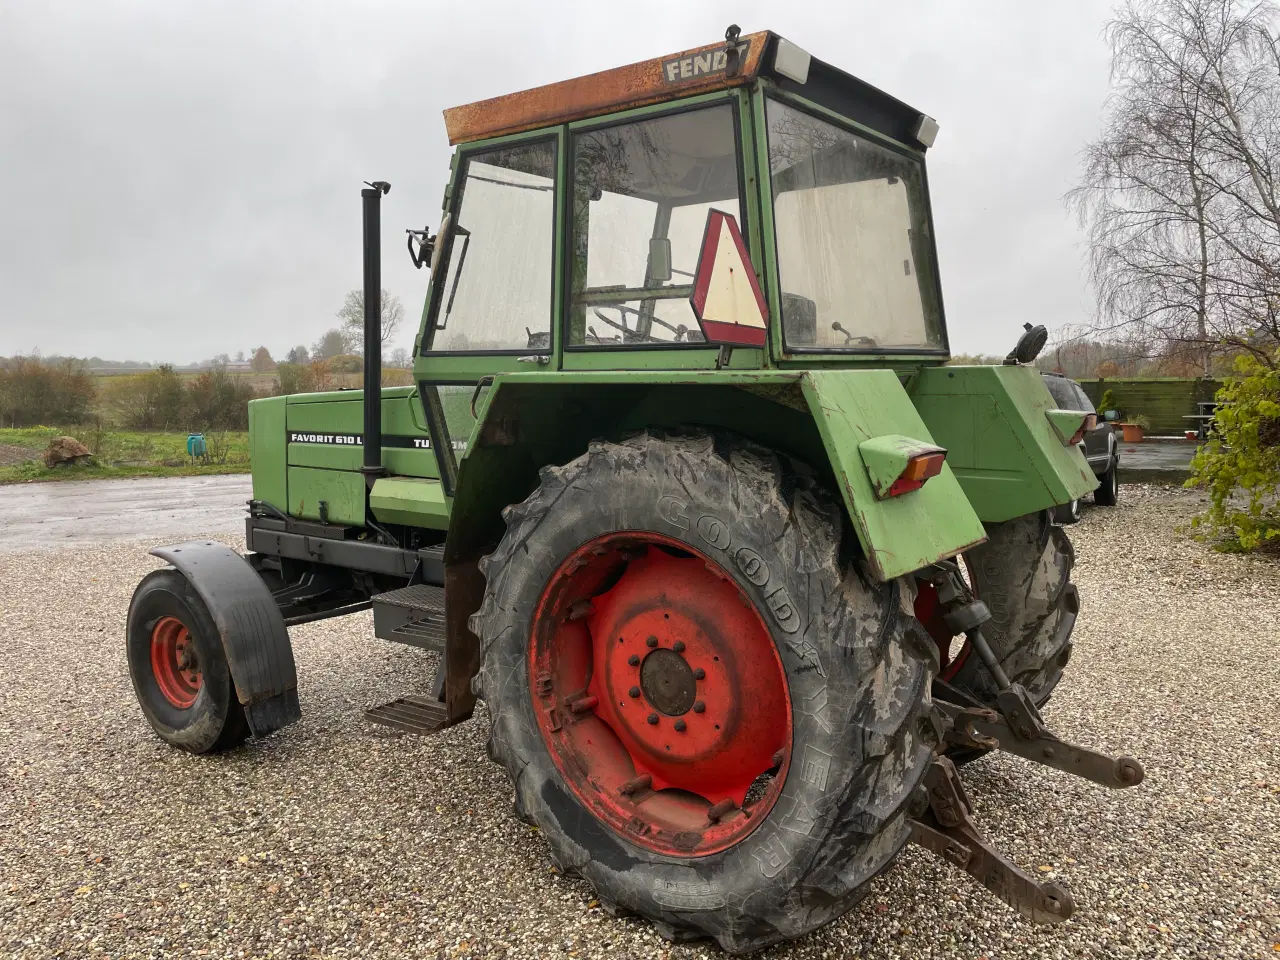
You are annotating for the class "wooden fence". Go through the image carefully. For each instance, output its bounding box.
[1075,377,1223,435]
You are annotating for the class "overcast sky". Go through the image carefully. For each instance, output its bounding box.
[0,0,1117,363]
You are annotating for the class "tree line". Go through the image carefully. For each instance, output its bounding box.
[0,290,412,430]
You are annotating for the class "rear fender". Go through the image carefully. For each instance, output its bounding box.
[151,541,300,737]
[799,370,987,579]
[445,370,985,582]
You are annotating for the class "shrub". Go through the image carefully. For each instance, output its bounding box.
[186,364,256,431]
[1187,350,1280,550]
[1099,388,1117,414]
[0,356,96,426]
[101,365,186,430]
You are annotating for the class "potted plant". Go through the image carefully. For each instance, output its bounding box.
[1099,389,1119,422]
[1120,414,1150,442]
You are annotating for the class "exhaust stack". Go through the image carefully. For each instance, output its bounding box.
[361,180,390,481]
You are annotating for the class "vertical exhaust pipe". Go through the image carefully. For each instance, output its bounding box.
[361,180,390,481]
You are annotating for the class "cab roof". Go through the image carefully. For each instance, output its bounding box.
[443,30,936,152]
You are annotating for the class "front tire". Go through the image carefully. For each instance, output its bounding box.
[471,433,937,953]
[127,568,248,753]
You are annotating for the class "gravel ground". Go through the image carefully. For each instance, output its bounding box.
[1,484,1277,959]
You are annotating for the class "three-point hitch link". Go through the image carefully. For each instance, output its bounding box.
[906,560,1146,924]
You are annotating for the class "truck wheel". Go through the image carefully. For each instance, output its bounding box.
[916,511,1078,708]
[1093,458,1119,506]
[472,433,937,953]
[126,568,249,753]
[1052,498,1081,524]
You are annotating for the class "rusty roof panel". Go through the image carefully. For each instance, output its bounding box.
[443,32,772,145]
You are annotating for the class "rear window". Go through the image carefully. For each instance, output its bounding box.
[1042,376,1075,408]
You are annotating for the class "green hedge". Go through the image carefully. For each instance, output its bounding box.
[1075,378,1223,435]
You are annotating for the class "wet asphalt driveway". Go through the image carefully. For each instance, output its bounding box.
[0,474,251,553]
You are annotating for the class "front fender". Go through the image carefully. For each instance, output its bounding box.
[151,541,300,737]
[799,370,987,580]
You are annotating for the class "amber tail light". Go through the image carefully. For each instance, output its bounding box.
[886,452,947,497]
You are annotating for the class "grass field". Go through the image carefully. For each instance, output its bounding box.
[0,427,250,484]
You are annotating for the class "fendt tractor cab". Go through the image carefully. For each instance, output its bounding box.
[126,28,1143,952]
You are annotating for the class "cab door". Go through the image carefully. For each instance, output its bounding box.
[411,130,565,496]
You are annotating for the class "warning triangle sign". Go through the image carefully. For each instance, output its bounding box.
[689,210,769,347]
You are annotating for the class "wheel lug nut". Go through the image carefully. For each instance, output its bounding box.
[646,636,658,648]
[627,654,640,667]
[693,668,705,680]
[693,701,705,713]
[674,719,686,732]
[647,713,659,725]
[672,641,685,653]
[628,686,641,698]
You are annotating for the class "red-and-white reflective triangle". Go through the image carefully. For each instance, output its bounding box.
[689,210,769,347]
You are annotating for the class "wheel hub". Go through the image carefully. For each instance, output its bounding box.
[639,648,696,716]
[530,533,792,857]
[150,615,202,709]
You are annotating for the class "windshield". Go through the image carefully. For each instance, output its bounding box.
[766,98,944,352]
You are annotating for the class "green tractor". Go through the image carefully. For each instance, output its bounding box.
[126,27,1142,953]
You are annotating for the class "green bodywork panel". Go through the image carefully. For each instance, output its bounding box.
[911,365,1097,523]
[800,371,985,579]
[857,434,945,499]
[369,477,450,529]
[248,386,444,529]
[1045,408,1089,445]
[445,369,984,580]
[249,396,287,511]
[288,466,365,526]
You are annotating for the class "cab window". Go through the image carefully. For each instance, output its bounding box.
[767,98,944,352]
[427,139,556,353]
[567,103,742,347]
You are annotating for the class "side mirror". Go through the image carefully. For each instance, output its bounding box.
[648,237,672,283]
[688,209,769,347]
[429,212,452,275]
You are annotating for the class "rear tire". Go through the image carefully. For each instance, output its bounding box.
[127,568,248,753]
[472,432,937,953]
[946,511,1079,707]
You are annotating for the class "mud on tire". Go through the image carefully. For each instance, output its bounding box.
[948,511,1079,706]
[470,432,937,953]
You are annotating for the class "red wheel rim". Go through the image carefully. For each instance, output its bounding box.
[530,533,792,857]
[913,560,976,681]
[150,616,202,709]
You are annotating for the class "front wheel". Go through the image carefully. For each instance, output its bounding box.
[126,569,248,753]
[471,433,937,953]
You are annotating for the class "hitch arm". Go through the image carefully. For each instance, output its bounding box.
[937,699,1144,789]
[909,757,1074,925]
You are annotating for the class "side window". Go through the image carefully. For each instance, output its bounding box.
[428,140,556,353]
[568,104,742,346]
[1071,384,1096,414]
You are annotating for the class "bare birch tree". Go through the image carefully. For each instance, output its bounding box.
[1070,0,1280,370]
